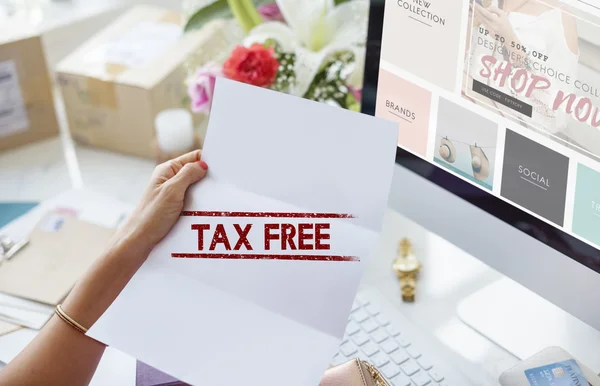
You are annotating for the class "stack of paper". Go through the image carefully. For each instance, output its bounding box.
[0,190,132,331]
[0,190,137,385]
[0,213,115,305]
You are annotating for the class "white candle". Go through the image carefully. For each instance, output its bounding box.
[154,109,195,154]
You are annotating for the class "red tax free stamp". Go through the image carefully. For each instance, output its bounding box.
[171,211,359,262]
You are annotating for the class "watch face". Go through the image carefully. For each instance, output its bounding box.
[393,256,421,273]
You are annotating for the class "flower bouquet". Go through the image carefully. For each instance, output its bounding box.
[184,0,368,115]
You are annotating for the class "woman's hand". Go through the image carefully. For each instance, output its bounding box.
[117,149,208,254]
[474,4,516,43]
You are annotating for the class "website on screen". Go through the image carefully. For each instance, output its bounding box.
[376,0,600,249]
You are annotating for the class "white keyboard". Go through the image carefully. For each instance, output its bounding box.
[332,288,471,386]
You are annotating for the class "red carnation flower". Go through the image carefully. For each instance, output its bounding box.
[223,44,280,88]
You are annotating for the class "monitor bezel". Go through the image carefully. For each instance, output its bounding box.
[360,0,600,275]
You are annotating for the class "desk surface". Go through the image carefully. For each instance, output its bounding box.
[364,210,519,384]
[0,135,519,385]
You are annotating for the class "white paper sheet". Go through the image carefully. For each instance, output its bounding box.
[0,60,29,137]
[0,189,132,243]
[88,79,398,386]
[0,293,53,329]
[104,21,182,69]
[0,328,36,364]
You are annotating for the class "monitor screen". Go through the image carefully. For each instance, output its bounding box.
[362,0,600,273]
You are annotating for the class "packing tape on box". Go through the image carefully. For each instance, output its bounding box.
[85,77,118,110]
[76,11,183,111]
[83,54,130,109]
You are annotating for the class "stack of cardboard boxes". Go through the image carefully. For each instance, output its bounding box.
[1,5,229,158]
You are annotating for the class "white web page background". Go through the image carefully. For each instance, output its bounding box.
[376,0,600,252]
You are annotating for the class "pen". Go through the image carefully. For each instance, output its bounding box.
[5,238,29,261]
[0,235,29,261]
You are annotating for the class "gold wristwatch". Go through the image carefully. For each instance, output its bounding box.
[392,238,421,302]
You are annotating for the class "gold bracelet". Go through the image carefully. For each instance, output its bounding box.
[55,304,88,334]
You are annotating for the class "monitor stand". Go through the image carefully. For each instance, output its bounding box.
[457,277,600,373]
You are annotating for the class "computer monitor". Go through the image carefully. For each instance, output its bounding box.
[362,0,600,362]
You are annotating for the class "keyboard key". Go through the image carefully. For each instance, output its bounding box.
[381,362,401,379]
[381,339,399,354]
[337,291,471,385]
[406,345,421,358]
[429,370,444,382]
[356,351,370,362]
[376,314,390,326]
[387,325,401,337]
[352,330,370,346]
[345,321,360,335]
[400,360,420,376]
[361,341,380,357]
[361,319,379,333]
[397,336,411,347]
[330,353,348,366]
[371,351,389,367]
[411,370,432,386]
[352,309,370,323]
[356,294,370,306]
[339,341,358,357]
[365,303,380,315]
[390,350,410,365]
[391,373,412,386]
[417,355,433,370]
[370,329,389,343]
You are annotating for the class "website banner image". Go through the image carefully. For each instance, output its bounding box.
[463,0,600,162]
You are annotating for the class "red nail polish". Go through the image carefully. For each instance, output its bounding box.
[198,161,208,170]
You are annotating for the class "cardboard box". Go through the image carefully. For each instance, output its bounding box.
[56,5,228,158]
[0,31,60,151]
[0,2,127,74]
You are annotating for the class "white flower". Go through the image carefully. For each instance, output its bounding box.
[244,0,368,97]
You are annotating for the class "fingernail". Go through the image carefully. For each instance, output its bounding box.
[197,160,209,170]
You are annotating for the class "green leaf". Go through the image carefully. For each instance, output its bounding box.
[334,0,351,5]
[184,0,231,32]
[181,94,191,108]
[346,92,360,111]
[228,0,255,33]
[184,0,273,33]
[240,0,264,26]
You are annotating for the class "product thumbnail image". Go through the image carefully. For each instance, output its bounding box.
[434,98,499,190]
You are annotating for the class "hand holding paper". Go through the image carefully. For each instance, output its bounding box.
[118,150,209,252]
[88,78,398,386]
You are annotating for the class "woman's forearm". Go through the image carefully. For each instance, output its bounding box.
[0,150,208,386]
[0,233,150,386]
[61,232,151,328]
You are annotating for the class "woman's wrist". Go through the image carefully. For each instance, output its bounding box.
[60,229,153,328]
[111,227,153,263]
[111,211,156,260]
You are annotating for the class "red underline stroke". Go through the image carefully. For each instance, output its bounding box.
[171,253,359,262]
[180,211,354,218]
